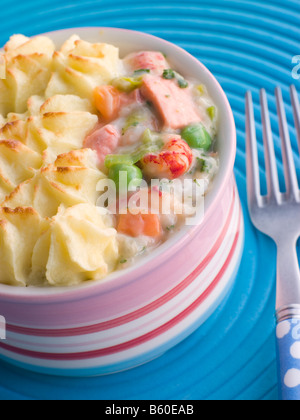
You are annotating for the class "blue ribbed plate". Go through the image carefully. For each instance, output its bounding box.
[0,0,299,401]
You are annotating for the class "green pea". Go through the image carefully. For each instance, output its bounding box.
[181,123,212,151]
[108,163,143,192]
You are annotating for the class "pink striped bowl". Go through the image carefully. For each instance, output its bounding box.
[0,28,244,376]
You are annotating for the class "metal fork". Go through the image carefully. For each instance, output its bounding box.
[246,85,300,401]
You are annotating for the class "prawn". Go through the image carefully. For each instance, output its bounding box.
[141,135,193,180]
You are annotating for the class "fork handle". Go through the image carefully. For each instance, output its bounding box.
[276,242,300,400]
[277,315,300,400]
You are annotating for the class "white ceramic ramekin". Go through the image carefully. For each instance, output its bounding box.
[0,27,244,376]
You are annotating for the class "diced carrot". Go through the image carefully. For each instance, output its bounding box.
[93,85,121,121]
[117,213,162,238]
[142,214,162,238]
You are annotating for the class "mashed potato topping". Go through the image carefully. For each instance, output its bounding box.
[0,34,218,287]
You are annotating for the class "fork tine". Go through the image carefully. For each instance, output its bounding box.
[260,89,281,203]
[290,85,300,155]
[275,87,299,201]
[245,91,263,207]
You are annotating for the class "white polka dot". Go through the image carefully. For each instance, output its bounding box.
[277,320,291,339]
[290,342,300,359]
[284,368,300,388]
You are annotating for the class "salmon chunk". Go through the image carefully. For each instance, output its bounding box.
[125,51,169,74]
[84,124,120,165]
[141,75,201,130]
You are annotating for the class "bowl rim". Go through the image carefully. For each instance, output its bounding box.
[0,27,236,301]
